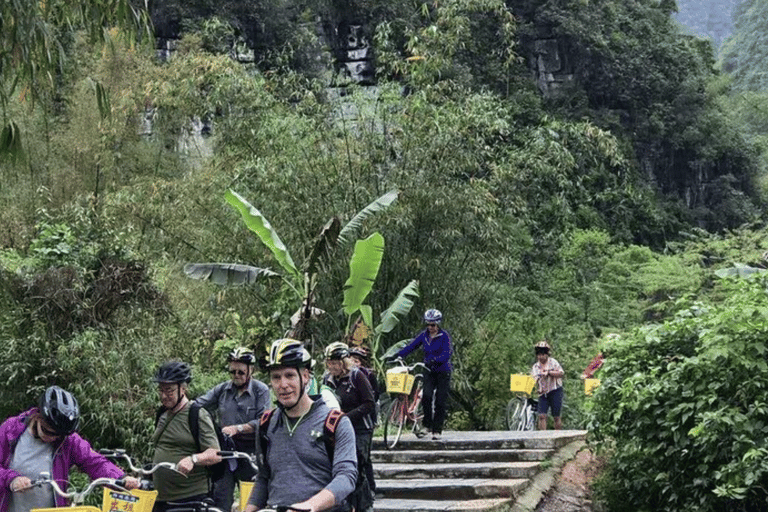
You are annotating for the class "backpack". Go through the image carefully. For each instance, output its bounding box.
[154,402,235,484]
[259,408,373,512]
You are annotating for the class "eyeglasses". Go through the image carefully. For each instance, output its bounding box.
[229,369,247,376]
[157,386,177,396]
[426,323,438,327]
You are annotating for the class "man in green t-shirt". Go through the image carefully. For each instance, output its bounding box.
[151,361,221,512]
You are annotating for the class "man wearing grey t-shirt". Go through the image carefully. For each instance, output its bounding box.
[246,339,357,512]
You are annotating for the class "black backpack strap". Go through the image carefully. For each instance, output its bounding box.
[322,409,344,462]
[188,402,203,454]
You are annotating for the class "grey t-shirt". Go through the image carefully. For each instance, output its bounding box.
[249,399,357,511]
[8,427,55,512]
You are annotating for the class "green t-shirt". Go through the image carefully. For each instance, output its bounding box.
[152,402,220,501]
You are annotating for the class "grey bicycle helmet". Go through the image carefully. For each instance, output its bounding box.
[39,386,80,435]
[324,342,350,361]
[153,361,192,383]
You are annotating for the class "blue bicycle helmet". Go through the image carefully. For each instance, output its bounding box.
[423,309,443,324]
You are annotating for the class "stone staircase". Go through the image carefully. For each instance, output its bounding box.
[371,430,587,512]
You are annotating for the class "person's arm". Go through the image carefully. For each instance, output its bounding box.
[194,382,222,412]
[0,417,23,493]
[396,332,425,359]
[291,488,337,512]
[177,407,221,475]
[68,433,125,480]
[322,416,357,506]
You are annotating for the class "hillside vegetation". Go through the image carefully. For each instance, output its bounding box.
[1,0,767,509]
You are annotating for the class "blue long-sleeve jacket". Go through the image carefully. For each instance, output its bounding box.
[396,329,453,372]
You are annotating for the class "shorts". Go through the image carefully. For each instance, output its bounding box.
[537,386,564,417]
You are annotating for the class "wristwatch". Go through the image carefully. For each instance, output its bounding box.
[191,454,199,465]
[236,424,244,433]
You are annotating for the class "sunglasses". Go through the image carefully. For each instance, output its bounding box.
[39,423,61,438]
[229,369,247,376]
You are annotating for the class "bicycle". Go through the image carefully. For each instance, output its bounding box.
[505,374,537,431]
[216,450,259,512]
[29,471,154,512]
[382,358,426,449]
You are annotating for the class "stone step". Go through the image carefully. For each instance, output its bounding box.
[374,461,540,480]
[372,430,587,451]
[372,448,553,463]
[376,477,529,500]
[373,497,512,512]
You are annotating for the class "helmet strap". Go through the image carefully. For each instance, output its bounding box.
[234,367,252,390]
[280,368,307,413]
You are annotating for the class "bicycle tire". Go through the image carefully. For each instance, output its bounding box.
[406,376,424,435]
[524,401,537,431]
[505,398,524,430]
[383,397,405,449]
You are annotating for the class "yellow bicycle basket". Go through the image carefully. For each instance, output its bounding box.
[584,378,601,395]
[101,488,157,512]
[239,481,255,511]
[509,374,535,394]
[386,369,416,394]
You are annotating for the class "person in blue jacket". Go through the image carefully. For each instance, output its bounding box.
[390,309,452,440]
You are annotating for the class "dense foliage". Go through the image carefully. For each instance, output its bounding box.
[719,0,768,92]
[1,0,768,507]
[590,274,768,512]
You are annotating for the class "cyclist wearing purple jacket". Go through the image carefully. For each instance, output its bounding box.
[0,386,140,512]
[390,309,452,440]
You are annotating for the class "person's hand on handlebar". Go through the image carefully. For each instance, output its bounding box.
[122,476,141,490]
[9,476,32,492]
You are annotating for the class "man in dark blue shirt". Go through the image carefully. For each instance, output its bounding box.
[196,347,270,511]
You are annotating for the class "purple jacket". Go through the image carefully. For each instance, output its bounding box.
[396,328,453,372]
[0,408,125,511]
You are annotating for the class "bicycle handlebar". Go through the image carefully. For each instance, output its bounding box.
[386,358,428,372]
[100,448,179,475]
[216,450,259,471]
[32,472,128,503]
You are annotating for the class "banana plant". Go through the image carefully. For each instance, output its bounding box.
[184,189,398,341]
[344,278,420,375]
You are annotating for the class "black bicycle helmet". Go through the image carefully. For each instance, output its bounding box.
[265,338,312,370]
[39,386,80,436]
[227,347,256,365]
[348,346,370,364]
[153,361,192,383]
[324,342,350,361]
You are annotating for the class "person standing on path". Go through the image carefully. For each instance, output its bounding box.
[195,347,270,512]
[531,341,565,430]
[389,309,452,440]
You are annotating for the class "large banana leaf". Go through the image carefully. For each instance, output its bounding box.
[225,190,301,284]
[303,217,341,276]
[375,280,419,336]
[342,232,385,321]
[338,190,398,246]
[184,263,279,285]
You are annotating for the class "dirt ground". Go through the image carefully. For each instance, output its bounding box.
[535,448,606,512]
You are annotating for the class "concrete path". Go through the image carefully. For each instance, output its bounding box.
[372,430,587,512]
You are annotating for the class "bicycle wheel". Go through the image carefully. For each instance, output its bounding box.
[506,398,524,430]
[383,397,405,449]
[406,376,424,435]
[523,402,536,431]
